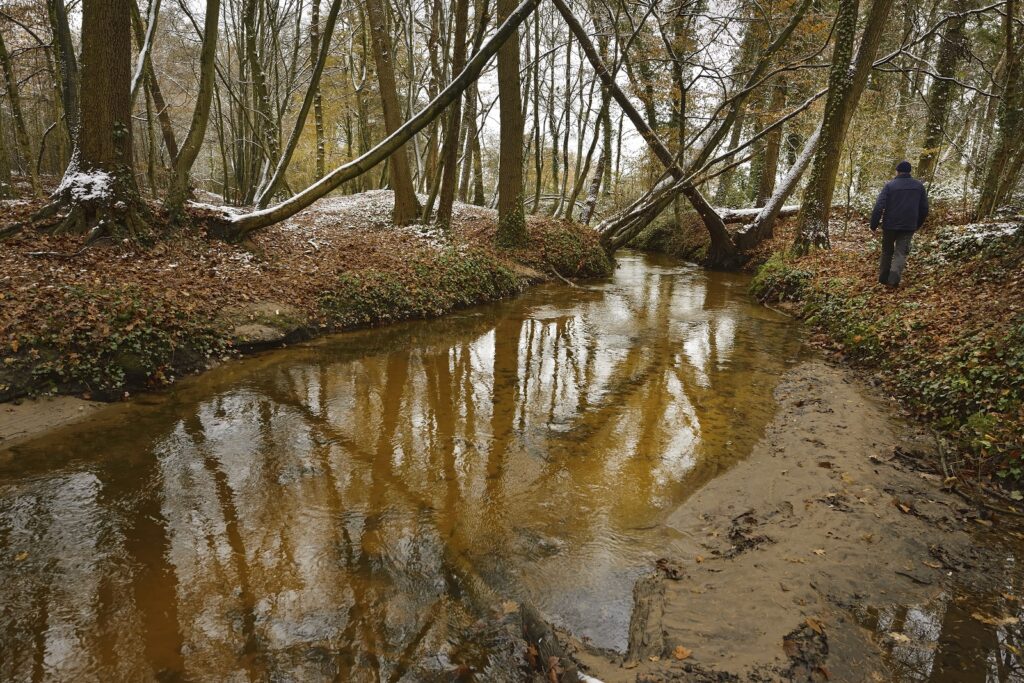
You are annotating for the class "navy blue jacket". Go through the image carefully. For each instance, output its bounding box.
[870,173,929,231]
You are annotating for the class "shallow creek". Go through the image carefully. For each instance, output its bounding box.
[0,251,1019,681]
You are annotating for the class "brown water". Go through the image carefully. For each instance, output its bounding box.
[0,251,797,680]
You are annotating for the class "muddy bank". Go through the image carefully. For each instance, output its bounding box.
[559,360,1021,682]
[750,220,1023,482]
[0,396,106,449]
[0,191,611,404]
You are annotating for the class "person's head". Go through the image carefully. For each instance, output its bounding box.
[896,160,912,175]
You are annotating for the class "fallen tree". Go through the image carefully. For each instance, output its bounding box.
[550,0,815,268]
[207,0,542,242]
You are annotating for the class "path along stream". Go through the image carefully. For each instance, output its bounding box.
[0,251,1020,681]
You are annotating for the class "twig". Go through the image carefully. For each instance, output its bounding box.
[549,266,579,288]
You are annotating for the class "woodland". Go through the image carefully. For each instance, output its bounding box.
[0,0,1019,260]
[1,0,1024,679]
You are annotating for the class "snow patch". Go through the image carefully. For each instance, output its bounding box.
[57,170,114,203]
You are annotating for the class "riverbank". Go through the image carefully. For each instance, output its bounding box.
[748,218,1023,485]
[0,191,611,406]
[548,359,1022,682]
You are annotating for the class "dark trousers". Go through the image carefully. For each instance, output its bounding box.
[879,229,914,286]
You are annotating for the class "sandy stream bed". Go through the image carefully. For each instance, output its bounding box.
[553,360,1019,682]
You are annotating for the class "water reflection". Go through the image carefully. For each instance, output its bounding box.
[855,542,1024,682]
[1,252,803,681]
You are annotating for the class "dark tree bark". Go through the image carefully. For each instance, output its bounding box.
[976,0,1023,217]
[46,0,148,238]
[435,0,471,231]
[794,0,895,253]
[917,0,969,183]
[495,0,528,246]
[366,0,421,224]
[0,29,40,196]
[47,0,79,147]
[165,0,222,218]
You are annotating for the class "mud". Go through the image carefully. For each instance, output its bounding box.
[569,361,1022,682]
[0,396,107,449]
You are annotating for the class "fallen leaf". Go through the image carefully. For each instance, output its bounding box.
[14,551,28,561]
[695,555,704,564]
[922,560,943,569]
[805,617,824,634]
[813,548,826,556]
[672,645,692,660]
[971,612,1020,626]
[889,632,910,644]
[500,600,519,615]
[648,655,660,662]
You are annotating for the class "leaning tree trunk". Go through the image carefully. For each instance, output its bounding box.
[794,0,894,254]
[215,0,541,239]
[42,0,148,239]
[366,0,421,225]
[495,0,528,246]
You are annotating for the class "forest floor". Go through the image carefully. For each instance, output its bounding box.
[0,190,611,410]
[554,359,1023,682]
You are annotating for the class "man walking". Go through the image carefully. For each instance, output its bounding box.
[870,160,929,287]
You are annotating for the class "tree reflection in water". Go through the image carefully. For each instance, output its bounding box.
[10,253,1012,681]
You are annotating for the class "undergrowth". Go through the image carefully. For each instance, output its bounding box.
[751,222,1024,482]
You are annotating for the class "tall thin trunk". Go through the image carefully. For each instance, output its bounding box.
[47,0,79,147]
[756,84,786,207]
[918,0,969,183]
[495,0,527,245]
[165,0,222,217]
[366,0,421,224]
[0,30,40,196]
[436,0,471,230]
[311,0,327,180]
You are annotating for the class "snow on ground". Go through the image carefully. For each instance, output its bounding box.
[192,190,501,251]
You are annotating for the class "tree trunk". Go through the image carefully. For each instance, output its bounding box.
[917,0,969,183]
[0,109,11,198]
[165,0,222,217]
[366,0,421,224]
[495,0,527,246]
[311,0,327,180]
[580,152,605,225]
[0,30,40,196]
[976,0,1022,217]
[794,0,894,254]
[756,84,786,207]
[435,0,471,231]
[47,0,79,147]
[50,0,147,238]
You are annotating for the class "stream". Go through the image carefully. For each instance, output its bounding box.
[0,251,1019,681]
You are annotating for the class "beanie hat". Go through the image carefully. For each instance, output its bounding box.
[896,160,912,174]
